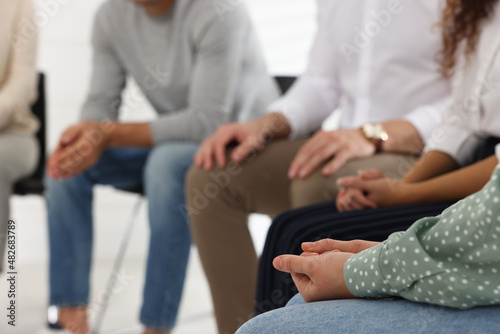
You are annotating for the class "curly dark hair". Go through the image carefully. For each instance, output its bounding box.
[439,0,499,76]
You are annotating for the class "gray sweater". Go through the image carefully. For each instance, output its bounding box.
[81,0,279,144]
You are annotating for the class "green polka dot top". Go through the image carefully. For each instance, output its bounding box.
[344,147,500,309]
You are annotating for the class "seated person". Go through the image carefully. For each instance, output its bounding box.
[44,0,278,333]
[256,0,500,313]
[0,0,39,273]
[186,1,451,332]
[237,149,500,333]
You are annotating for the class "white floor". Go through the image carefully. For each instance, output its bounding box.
[0,188,272,334]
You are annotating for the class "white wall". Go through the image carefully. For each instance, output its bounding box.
[35,0,316,149]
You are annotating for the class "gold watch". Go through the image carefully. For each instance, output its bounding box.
[361,123,388,152]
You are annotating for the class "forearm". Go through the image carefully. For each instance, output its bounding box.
[106,122,153,148]
[403,151,459,183]
[380,120,424,153]
[255,112,291,139]
[410,154,498,204]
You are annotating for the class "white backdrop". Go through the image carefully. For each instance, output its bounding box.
[35,0,317,149]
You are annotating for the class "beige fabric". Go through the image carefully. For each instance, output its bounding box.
[186,139,416,334]
[0,133,38,273]
[0,0,39,134]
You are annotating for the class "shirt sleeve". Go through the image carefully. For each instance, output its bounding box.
[423,104,483,166]
[344,164,500,309]
[79,5,126,123]
[267,0,342,139]
[149,3,250,144]
[0,0,38,131]
[403,95,452,145]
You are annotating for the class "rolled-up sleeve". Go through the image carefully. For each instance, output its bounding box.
[268,0,342,139]
[345,164,500,309]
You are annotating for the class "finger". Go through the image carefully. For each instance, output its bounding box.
[273,255,315,275]
[337,176,368,191]
[302,239,362,254]
[322,149,353,176]
[300,252,320,257]
[351,190,378,209]
[61,125,83,146]
[288,136,325,178]
[231,136,262,162]
[358,169,385,180]
[215,141,227,169]
[295,142,341,179]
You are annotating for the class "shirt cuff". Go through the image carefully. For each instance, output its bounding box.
[344,243,393,298]
[425,124,481,166]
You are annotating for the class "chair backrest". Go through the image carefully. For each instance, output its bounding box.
[13,73,46,195]
[274,76,296,96]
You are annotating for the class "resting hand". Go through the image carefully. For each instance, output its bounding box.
[194,113,290,170]
[288,129,375,180]
[48,121,109,179]
[273,251,356,302]
[336,169,385,211]
[336,172,415,208]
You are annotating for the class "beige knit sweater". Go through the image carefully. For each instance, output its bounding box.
[0,0,39,135]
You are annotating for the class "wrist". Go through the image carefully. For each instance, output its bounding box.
[264,112,291,138]
[361,123,388,153]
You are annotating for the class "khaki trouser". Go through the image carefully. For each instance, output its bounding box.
[186,138,416,334]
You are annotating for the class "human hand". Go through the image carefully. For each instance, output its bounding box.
[193,113,290,170]
[337,172,415,208]
[273,250,356,302]
[47,121,109,179]
[301,238,380,255]
[336,169,385,211]
[288,129,375,179]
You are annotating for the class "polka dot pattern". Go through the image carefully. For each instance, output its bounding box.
[344,162,500,310]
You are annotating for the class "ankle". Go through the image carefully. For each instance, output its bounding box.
[58,307,89,334]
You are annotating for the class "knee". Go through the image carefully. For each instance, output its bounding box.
[290,173,339,208]
[185,165,223,216]
[144,143,196,189]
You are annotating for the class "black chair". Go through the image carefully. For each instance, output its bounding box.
[275,75,296,95]
[13,73,47,196]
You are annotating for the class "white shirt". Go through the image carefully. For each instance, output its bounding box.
[268,0,451,140]
[427,5,500,166]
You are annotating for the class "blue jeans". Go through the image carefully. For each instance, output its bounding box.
[237,294,500,334]
[46,142,199,331]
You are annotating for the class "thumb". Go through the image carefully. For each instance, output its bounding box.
[358,169,385,180]
[61,125,83,146]
[337,176,368,191]
[273,255,315,276]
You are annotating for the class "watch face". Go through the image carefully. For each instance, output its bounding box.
[363,124,388,141]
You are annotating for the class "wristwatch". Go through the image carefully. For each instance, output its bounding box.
[361,123,388,152]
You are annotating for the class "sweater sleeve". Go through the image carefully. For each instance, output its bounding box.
[344,164,500,309]
[0,0,38,132]
[80,4,126,123]
[149,3,250,144]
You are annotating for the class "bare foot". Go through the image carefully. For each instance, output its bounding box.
[58,307,89,334]
[143,328,171,334]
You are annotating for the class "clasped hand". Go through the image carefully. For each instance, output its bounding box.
[47,121,111,179]
[273,239,379,303]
